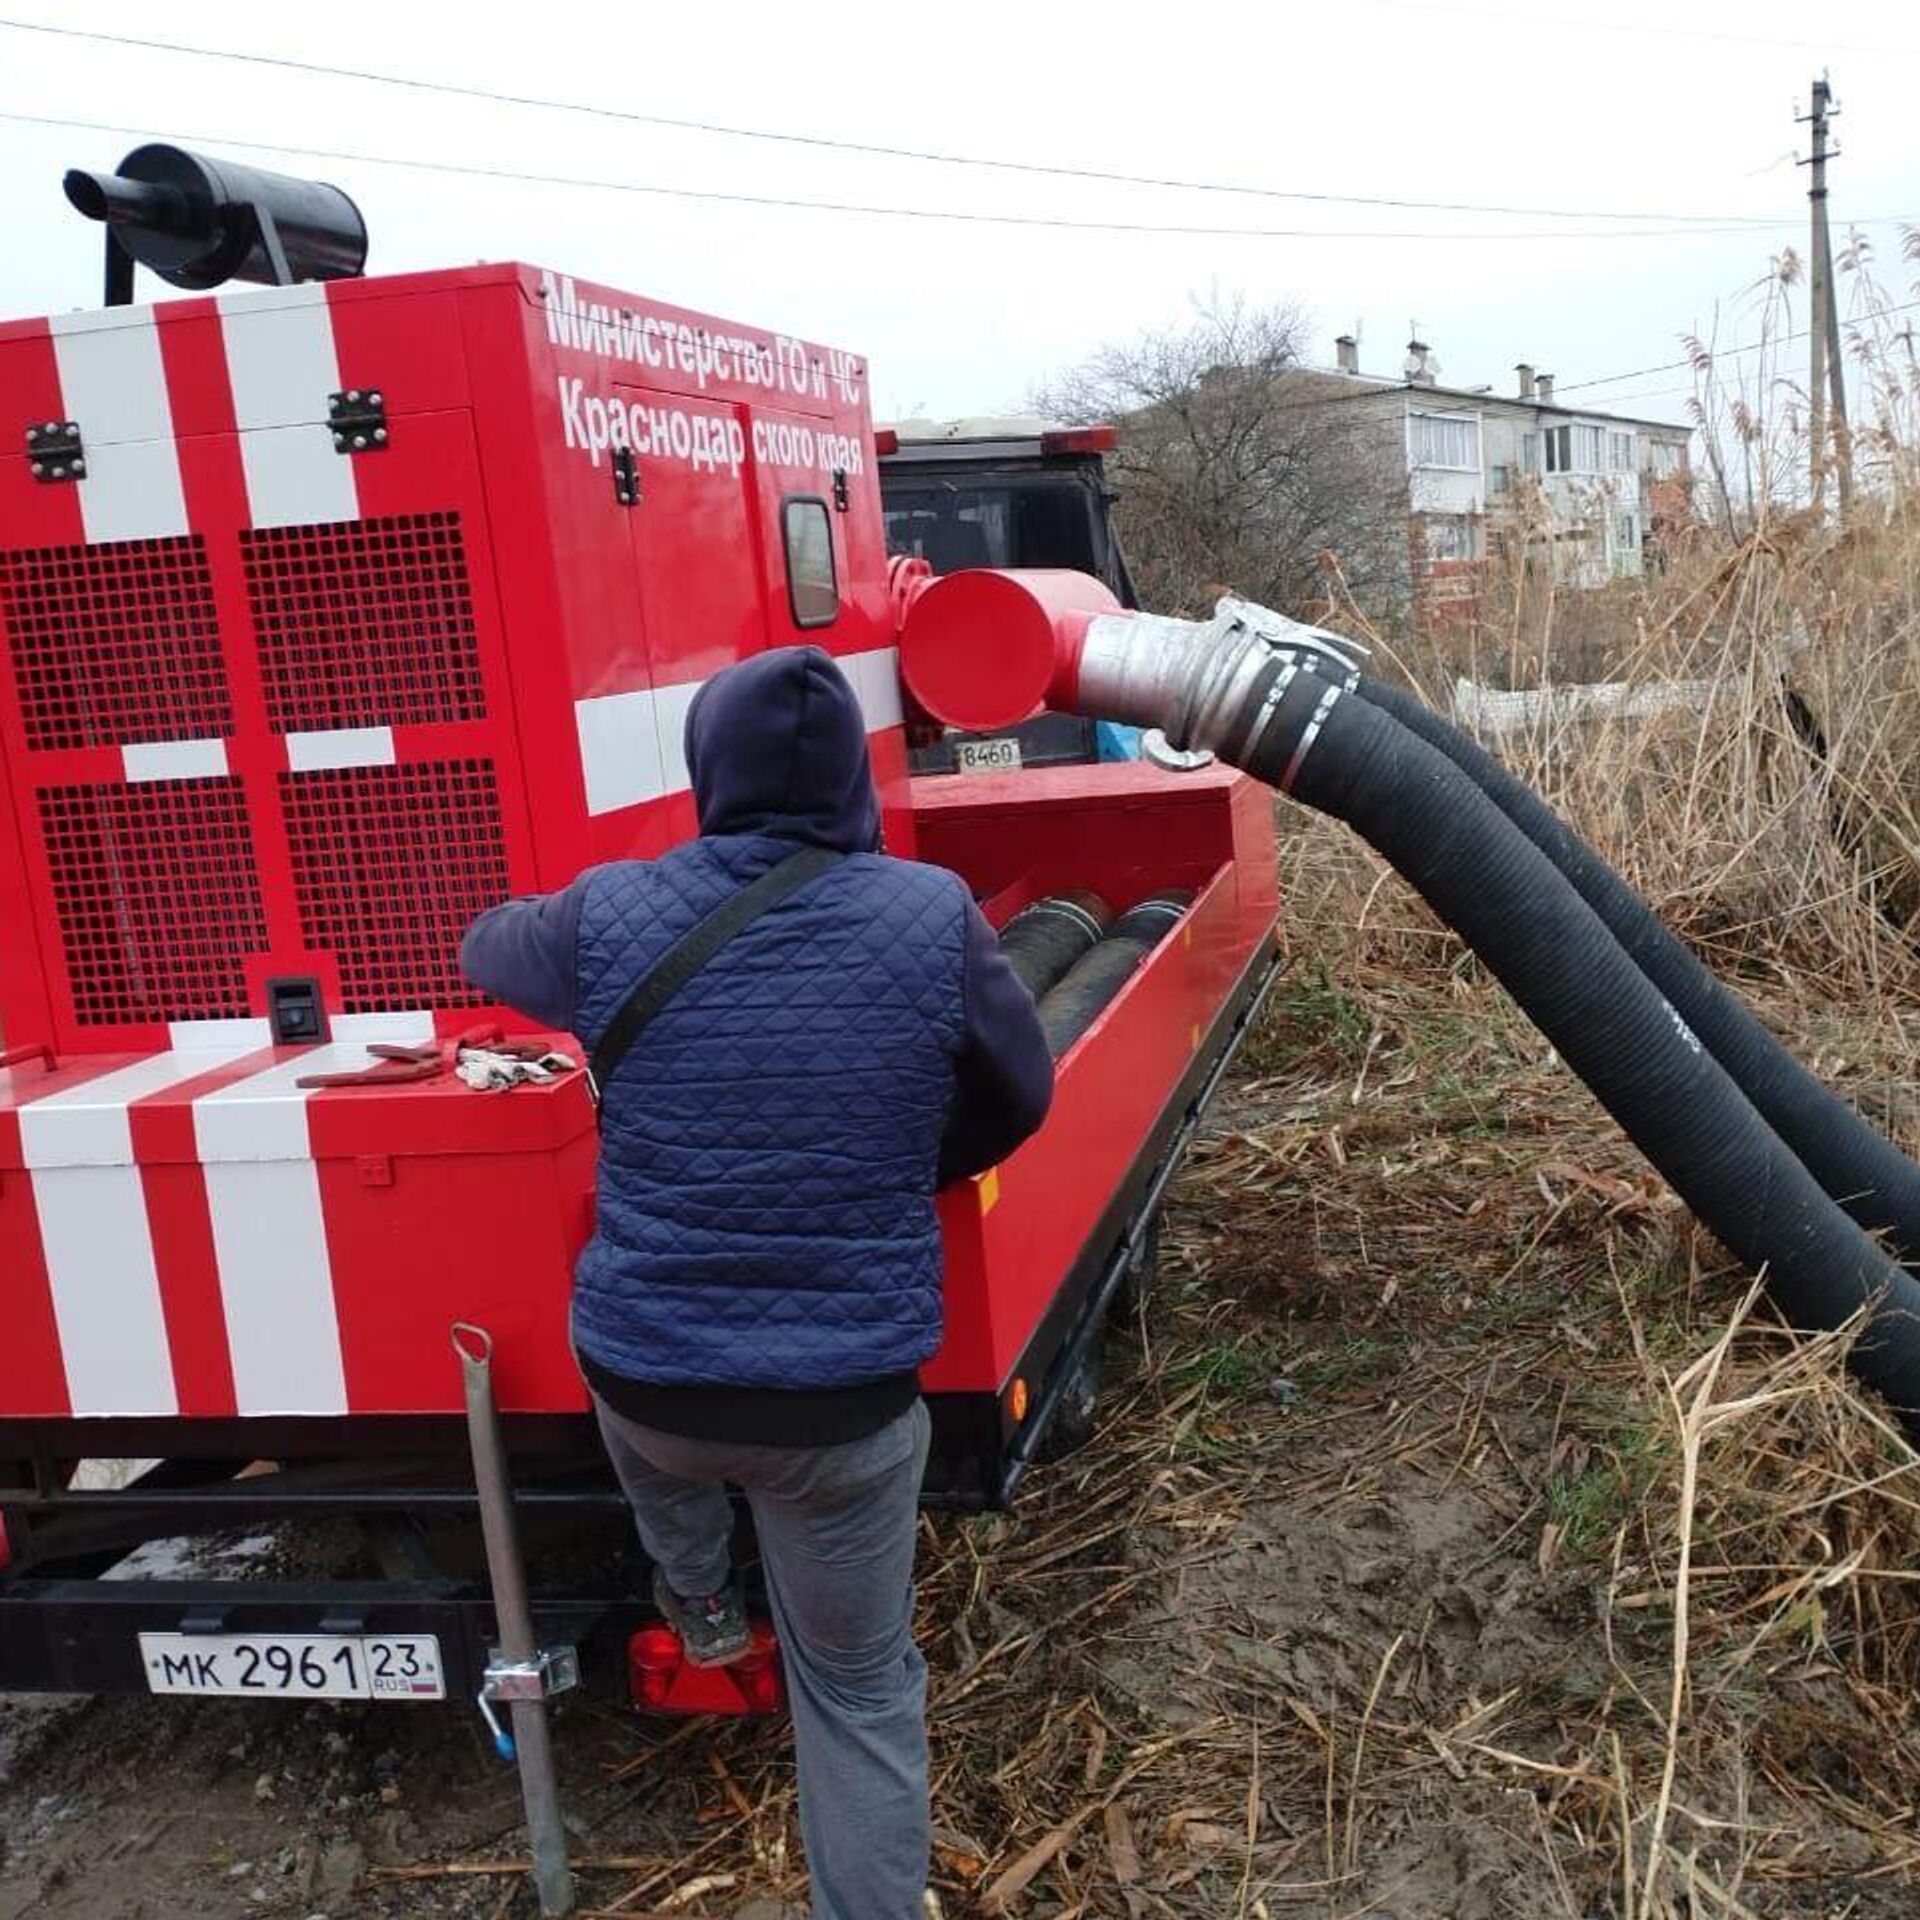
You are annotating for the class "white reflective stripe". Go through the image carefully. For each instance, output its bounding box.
[170,1013,432,1052]
[170,1017,274,1051]
[576,687,667,816]
[47,307,189,543]
[202,1158,346,1415]
[285,726,396,772]
[651,677,702,797]
[331,1011,435,1045]
[191,1045,367,1163]
[193,1046,349,1415]
[219,283,357,528]
[19,1048,255,1169]
[25,1047,257,1417]
[65,440,191,545]
[844,645,904,731]
[122,738,230,783]
[32,1166,178,1416]
[219,282,344,427]
[574,646,905,818]
[230,424,358,529]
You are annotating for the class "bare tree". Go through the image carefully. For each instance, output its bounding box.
[1036,295,1407,619]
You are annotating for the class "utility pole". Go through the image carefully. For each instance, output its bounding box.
[1799,75,1853,512]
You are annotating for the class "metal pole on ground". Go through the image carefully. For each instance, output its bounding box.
[453,1322,576,1919]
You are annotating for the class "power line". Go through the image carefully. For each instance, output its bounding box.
[0,109,1815,244]
[1359,0,1920,59]
[0,13,1790,230]
[1554,295,1920,394]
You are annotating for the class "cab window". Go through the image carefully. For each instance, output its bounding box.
[783,497,838,628]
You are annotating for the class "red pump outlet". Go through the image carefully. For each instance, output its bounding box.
[897,568,1117,732]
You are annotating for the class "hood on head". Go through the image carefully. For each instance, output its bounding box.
[683,645,881,851]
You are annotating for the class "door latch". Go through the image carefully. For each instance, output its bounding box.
[611,445,640,506]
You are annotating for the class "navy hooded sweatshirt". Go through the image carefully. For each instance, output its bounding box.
[461,645,1054,1445]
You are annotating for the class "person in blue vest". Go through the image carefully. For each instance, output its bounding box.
[461,644,1053,1920]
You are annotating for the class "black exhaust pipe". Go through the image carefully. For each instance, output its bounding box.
[63,143,367,304]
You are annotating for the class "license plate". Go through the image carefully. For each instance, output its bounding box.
[954,736,1022,774]
[139,1631,445,1702]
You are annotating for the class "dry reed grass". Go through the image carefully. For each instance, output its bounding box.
[1314,506,1920,1016]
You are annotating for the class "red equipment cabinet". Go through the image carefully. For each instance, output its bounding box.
[0,258,1277,1694]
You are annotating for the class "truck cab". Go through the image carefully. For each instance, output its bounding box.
[879,418,1136,771]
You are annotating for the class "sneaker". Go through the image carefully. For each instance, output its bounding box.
[652,1567,751,1668]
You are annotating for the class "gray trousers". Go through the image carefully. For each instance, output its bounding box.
[593,1395,932,1920]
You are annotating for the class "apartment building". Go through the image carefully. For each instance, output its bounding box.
[1324,336,1694,590]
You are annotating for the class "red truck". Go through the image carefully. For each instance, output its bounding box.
[0,148,1279,1722]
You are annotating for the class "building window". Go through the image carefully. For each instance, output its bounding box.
[1409,412,1479,471]
[1422,514,1477,562]
[1607,430,1634,473]
[1649,441,1686,479]
[1489,463,1512,496]
[782,496,838,628]
[1544,423,1607,474]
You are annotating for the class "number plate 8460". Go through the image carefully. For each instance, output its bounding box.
[139,1631,445,1701]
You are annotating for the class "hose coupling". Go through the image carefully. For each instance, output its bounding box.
[1076,596,1364,764]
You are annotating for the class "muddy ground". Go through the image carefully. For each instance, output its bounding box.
[5,965,1917,1920]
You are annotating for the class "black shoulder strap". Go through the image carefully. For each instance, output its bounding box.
[587,844,843,1113]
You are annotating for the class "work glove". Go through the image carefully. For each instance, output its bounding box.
[454,1041,579,1092]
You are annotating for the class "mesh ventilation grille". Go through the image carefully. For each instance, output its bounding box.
[38,778,266,1026]
[0,536,231,750]
[281,760,508,1013]
[242,512,487,734]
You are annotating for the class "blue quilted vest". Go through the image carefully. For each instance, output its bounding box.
[569,831,970,1390]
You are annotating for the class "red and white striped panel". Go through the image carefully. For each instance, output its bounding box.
[19,286,443,1049]
[3,1043,431,1418]
[27,285,403,783]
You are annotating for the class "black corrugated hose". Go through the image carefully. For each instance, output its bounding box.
[998,892,1113,1000]
[1352,674,1920,1272]
[1036,893,1193,1058]
[1236,670,1920,1431]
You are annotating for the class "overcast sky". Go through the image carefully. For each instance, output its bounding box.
[1,1,1915,427]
